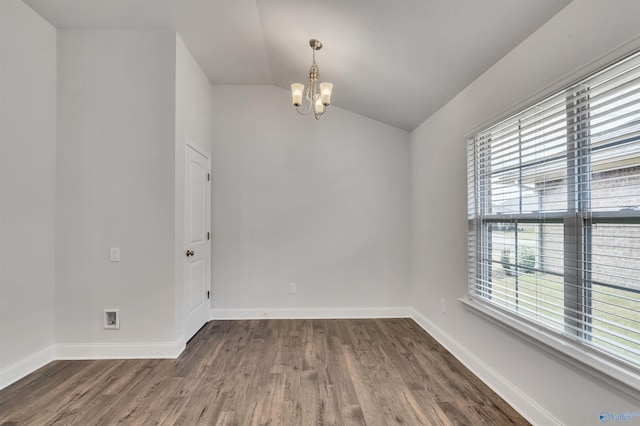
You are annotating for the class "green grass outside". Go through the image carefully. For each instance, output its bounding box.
[490,265,640,364]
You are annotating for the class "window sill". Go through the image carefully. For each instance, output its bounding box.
[459,296,640,401]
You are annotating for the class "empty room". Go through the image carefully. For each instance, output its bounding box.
[1,0,639,424]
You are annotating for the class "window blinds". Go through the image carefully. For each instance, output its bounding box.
[468,51,640,368]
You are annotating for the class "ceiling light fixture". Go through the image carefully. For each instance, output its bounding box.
[291,39,333,120]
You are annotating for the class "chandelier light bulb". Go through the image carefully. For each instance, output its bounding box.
[319,82,333,106]
[291,83,304,106]
[314,94,325,115]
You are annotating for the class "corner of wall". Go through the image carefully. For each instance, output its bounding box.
[0,347,55,392]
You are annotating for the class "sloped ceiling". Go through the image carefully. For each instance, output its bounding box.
[24,0,571,131]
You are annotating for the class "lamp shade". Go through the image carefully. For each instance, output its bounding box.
[314,94,325,114]
[291,83,304,106]
[319,82,333,106]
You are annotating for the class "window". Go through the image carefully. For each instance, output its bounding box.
[467,51,640,372]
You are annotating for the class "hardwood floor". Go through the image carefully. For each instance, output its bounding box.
[0,319,529,425]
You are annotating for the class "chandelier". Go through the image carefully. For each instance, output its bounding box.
[291,39,333,119]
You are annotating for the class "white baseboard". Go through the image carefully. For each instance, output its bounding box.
[210,306,412,320]
[0,345,55,391]
[55,340,185,360]
[409,309,561,426]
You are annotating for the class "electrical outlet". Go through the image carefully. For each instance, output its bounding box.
[110,247,120,262]
[289,283,297,294]
[441,299,446,313]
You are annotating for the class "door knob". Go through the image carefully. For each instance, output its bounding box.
[186,250,195,257]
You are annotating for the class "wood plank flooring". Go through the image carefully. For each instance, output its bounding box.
[0,318,529,425]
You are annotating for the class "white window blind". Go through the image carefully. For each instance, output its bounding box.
[468,50,640,370]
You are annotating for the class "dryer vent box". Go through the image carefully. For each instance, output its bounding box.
[103,309,120,330]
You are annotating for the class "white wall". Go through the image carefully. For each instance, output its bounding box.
[0,0,57,387]
[211,85,411,316]
[174,35,213,340]
[411,1,640,424]
[56,30,178,355]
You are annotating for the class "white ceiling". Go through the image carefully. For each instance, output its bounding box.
[24,0,571,131]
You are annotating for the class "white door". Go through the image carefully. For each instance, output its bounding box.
[184,142,211,341]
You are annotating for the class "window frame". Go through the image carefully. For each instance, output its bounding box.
[465,49,640,400]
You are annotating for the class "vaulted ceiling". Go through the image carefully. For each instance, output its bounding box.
[24,0,572,131]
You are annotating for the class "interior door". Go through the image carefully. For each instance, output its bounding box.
[184,142,211,342]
